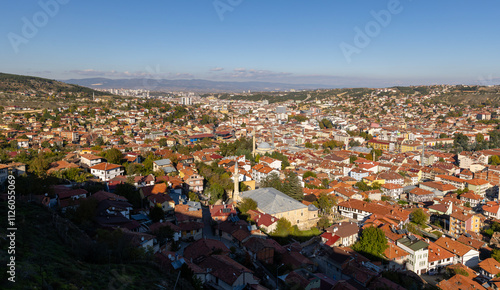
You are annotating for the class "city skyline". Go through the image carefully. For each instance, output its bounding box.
[2,0,500,87]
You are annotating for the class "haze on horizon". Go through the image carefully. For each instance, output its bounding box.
[1,0,500,88]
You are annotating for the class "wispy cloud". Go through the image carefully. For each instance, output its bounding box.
[209,67,224,72]
[67,69,193,79]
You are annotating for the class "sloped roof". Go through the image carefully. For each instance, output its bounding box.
[240,187,307,215]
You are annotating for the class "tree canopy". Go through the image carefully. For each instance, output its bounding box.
[411,208,428,226]
[238,197,257,214]
[352,226,388,258]
[261,171,303,201]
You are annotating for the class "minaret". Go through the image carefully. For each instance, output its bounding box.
[421,136,426,166]
[233,161,239,203]
[252,133,256,157]
[272,127,275,148]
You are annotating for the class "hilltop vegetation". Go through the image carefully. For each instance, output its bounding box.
[202,84,500,105]
[0,202,193,289]
[0,72,114,104]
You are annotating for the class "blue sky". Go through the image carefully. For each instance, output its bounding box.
[1,0,500,87]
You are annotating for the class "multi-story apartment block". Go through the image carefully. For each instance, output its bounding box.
[396,236,429,275]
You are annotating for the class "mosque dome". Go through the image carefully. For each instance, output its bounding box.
[258,142,271,149]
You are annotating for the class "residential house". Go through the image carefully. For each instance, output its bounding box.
[320,222,359,247]
[396,236,429,275]
[437,273,486,290]
[193,255,260,290]
[408,187,435,203]
[383,243,410,271]
[478,258,500,280]
[427,242,455,275]
[90,163,124,182]
[435,174,467,190]
[483,201,500,219]
[80,153,104,167]
[435,236,480,268]
[210,204,237,222]
[251,164,279,184]
[349,168,370,181]
[183,172,204,193]
[152,159,176,174]
[242,237,278,264]
[183,238,230,262]
[449,211,482,236]
[467,179,493,198]
[246,209,279,233]
[459,191,482,208]
[337,199,410,224]
[419,181,457,197]
[259,156,282,170]
[148,193,175,213]
[381,183,403,199]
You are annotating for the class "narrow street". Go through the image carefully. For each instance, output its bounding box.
[202,206,216,239]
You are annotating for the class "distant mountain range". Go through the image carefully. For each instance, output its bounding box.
[63,77,336,92]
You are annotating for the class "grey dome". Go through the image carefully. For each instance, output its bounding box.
[258,142,271,149]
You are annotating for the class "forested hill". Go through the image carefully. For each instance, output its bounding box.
[0,72,109,98]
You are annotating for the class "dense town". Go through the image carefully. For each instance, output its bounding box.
[3,85,500,289]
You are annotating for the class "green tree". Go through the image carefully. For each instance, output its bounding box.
[490,155,500,165]
[205,183,225,204]
[104,148,124,164]
[156,225,175,245]
[158,138,168,147]
[41,140,51,148]
[303,171,317,179]
[72,198,98,225]
[355,181,371,192]
[476,133,484,143]
[95,136,104,146]
[282,171,304,201]
[314,193,337,215]
[188,191,200,202]
[9,140,18,149]
[317,216,330,230]
[115,183,141,208]
[272,218,293,237]
[29,156,49,177]
[411,208,428,226]
[149,205,165,223]
[352,226,388,258]
[238,197,257,214]
[494,249,500,263]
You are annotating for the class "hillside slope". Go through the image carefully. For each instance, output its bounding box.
[0,202,193,289]
[0,73,109,98]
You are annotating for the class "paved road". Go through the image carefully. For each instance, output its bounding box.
[202,206,216,239]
